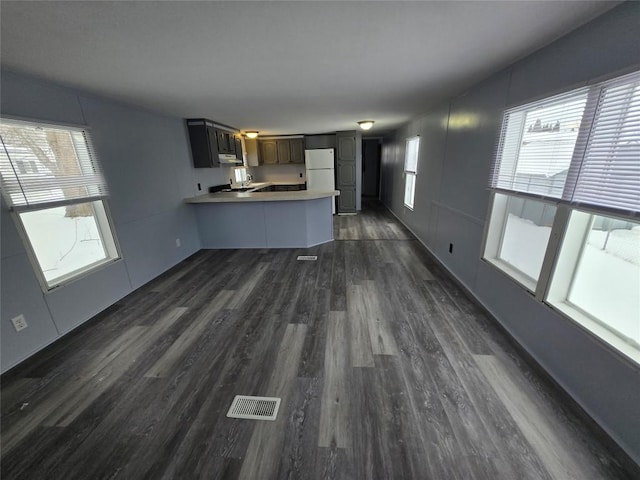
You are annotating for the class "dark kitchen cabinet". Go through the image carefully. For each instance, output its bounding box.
[260,140,278,165]
[186,119,220,168]
[216,130,227,153]
[187,118,243,168]
[277,140,291,164]
[234,136,243,160]
[273,184,305,191]
[290,138,305,164]
[217,130,236,155]
[258,137,305,165]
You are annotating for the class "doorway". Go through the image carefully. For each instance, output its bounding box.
[362,138,381,199]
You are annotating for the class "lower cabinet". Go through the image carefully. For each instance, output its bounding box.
[273,184,305,191]
[254,184,306,192]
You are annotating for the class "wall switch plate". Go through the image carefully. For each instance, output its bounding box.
[11,314,28,332]
[449,243,453,254]
[175,238,181,248]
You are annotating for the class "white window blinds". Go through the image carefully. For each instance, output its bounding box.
[0,120,108,209]
[491,88,589,198]
[570,72,640,212]
[491,69,640,216]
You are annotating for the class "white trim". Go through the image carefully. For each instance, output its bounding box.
[482,257,537,293]
[383,200,640,465]
[11,199,122,293]
[0,114,90,131]
[548,301,640,365]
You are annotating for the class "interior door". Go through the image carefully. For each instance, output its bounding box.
[336,133,356,213]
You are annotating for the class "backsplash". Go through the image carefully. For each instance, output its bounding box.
[189,164,306,195]
[191,165,234,194]
[249,164,306,183]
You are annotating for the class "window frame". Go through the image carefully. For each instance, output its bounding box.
[482,191,559,292]
[483,69,640,365]
[545,208,640,356]
[403,136,420,210]
[1,117,122,292]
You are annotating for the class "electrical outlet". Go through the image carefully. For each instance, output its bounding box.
[11,314,28,332]
[175,238,181,248]
[197,183,202,191]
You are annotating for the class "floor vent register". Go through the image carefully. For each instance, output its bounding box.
[226,395,281,421]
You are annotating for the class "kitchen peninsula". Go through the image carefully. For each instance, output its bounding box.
[184,182,339,248]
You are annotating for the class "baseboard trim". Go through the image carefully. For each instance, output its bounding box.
[383,202,640,472]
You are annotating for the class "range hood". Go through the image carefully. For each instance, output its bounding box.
[218,154,242,165]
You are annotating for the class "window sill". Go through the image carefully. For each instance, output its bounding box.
[44,256,123,292]
[482,256,537,293]
[547,300,640,366]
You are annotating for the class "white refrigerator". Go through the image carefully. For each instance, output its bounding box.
[305,148,336,214]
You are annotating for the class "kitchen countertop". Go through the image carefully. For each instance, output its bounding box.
[184,182,339,204]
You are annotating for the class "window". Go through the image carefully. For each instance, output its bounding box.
[484,70,640,363]
[547,211,640,354]
[484,193,557,290]
[0,119,120,290]
[404,136,419,209]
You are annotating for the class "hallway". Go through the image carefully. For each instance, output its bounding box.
[1,201,636,479]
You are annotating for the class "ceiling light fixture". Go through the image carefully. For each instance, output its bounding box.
[245,131,259,139]
[358,120,375,131]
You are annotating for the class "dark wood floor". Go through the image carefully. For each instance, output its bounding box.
[1,199,637,479]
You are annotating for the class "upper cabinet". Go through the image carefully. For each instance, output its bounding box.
[216,130,231,154]
[186,118,242,168]
[259,140,278,165]
[290,138,305,164]
[234,136,243,160]
[277,140,291,164]
[186,119,219,168]
[258,137,305,165]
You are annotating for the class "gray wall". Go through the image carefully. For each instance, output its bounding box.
[380,3,640,463]
[355,130,362,211]
[0,71,209,372]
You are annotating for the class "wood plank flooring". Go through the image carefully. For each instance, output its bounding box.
[1,199,638,479]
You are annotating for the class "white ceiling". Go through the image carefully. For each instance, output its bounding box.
[1,1,618,135]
